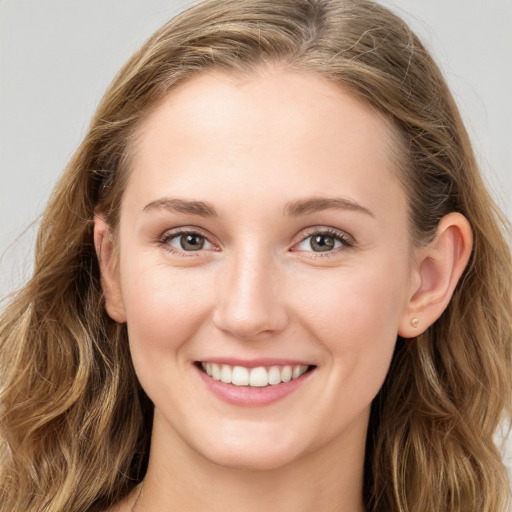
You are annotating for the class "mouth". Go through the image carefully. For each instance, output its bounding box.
[196,361,315,388]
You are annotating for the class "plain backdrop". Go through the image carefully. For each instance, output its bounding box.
[1,0,511,296]
[1,0,511,473]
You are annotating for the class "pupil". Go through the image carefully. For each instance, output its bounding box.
[311,234,335,252]
[181,234,204,251]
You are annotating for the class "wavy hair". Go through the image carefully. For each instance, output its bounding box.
[1,1,511,510]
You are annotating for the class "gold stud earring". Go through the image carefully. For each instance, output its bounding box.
[410,317,419,328]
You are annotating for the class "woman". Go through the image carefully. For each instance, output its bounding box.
[1,0,510,511]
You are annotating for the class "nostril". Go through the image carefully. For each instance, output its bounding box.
[212,265,289,339]
[212,304,289,340]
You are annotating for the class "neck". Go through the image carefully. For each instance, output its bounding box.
[137,411,367,512]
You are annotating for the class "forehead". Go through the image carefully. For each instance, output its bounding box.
[133,66,401,160]
[125,68,406,221]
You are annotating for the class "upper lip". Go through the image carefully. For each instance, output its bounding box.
[195,357,314,368]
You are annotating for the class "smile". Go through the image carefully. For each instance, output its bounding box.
[199,362,311,387]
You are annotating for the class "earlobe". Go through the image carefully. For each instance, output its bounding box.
[93,215,127,323]
[399,212,473,338]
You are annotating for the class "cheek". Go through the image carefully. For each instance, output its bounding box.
[119,256,215,355]
[289,256,408,392]
[119,261,218,403]
[294,259,407,342]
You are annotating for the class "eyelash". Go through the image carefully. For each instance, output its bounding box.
[157,227,354,257]
[157,228,216,256]
[294,228,354,258]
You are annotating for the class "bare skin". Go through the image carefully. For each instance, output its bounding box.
[98,67,472,512]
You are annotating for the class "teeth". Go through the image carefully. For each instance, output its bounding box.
[292,365,306,379]
[220,364,232,383]
[200,362,309,387]
[211,363,221,380]
[268,366,281,385]
[281,365,292,383]
[232,366,249,386]
[249,367,268,387]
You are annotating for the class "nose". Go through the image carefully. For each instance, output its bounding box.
[212,247,289,340]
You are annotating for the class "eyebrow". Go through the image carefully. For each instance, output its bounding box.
[284,196,375,218]
[143,198,217,217]
[142,196,374,218]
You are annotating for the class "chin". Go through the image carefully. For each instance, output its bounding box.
[190,427,311,472]
[202,445,302,472]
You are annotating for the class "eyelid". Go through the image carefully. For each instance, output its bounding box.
[155,225,354,257]
[157,227,219,255]
[291,226,355,255]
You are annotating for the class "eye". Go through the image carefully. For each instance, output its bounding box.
[160,230,215,253]
[294,229,353,254]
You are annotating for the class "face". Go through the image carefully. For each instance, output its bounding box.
[103,69,419,471]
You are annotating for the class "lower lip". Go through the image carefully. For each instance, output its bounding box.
[195,365,314,407]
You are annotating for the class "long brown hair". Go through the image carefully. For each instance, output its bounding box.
[1,1,510,510]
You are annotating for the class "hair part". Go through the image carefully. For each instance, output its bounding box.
[1,1,510,511]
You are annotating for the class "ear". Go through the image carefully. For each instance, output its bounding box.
[94,214,127,323]
[399,212,473,338]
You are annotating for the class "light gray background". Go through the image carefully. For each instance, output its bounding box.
[1,0,511,297]
[1,0,511,471]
